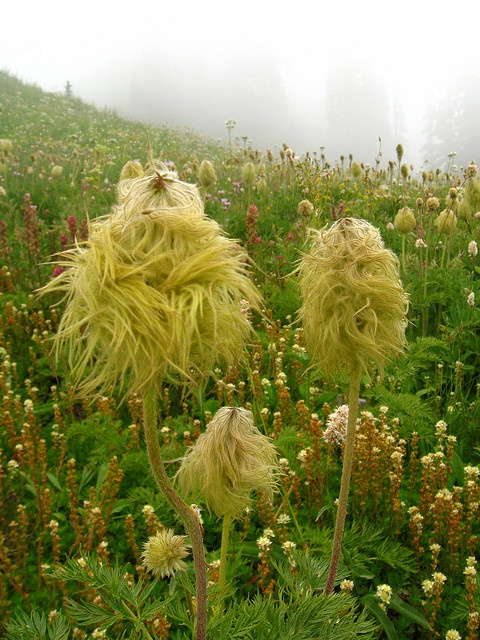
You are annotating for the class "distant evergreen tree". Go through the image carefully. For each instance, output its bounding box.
[422,72,480,170]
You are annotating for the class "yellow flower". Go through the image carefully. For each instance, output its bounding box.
[297,218,408,376]
[141,529,190,578]
[177,406,278,519]
[41,159,263,399]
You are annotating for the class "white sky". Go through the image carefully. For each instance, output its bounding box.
[1,0,477,164]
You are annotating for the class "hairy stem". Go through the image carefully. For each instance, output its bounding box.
[324,365,362,595]
[142,387,207,640]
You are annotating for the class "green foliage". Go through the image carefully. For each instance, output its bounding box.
[5,610,70,640]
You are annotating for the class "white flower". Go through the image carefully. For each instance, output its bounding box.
[257,536,272,551]
[323,404,349,445]
[340,579,354,593]
[445,630,462,640]
[375,583,393,604]
[468,240,478,258]
[467,291,475,307]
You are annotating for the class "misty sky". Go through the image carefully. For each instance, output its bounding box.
[2,0,477,167]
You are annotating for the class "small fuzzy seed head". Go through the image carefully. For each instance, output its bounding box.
[242,162,256,187]
[435,209,457,235]
[141,529,190,578]
[394,206,416,233]
[41,159,263,399]
[51,165,63,179]
[198,160,217,190]
[298,218,409,376]
[297,199,314,221]
[177,406,278,519]
[465,176,480,210]
[118,160,144,182]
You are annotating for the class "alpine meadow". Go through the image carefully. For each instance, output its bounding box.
[0,71,480,640]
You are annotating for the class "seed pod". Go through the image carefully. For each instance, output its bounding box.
[298,217,408,376]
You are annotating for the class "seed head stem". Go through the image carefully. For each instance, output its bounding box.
[324,364,362,595]
[142,387,207,640]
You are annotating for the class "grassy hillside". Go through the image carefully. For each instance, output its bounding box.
[0,71,479,639]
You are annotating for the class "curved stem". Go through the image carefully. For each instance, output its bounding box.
[218,513,232,589]
[324,365,362,595]
[142,387,207,640]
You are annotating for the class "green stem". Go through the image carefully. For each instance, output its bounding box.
[142,387,207,640]
[324,365,362,595]
[218,513,232,589]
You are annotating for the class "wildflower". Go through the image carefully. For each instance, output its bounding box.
[422,579,434,595]
[376,584,393,610]
[41,158,262,399]
[445,631,462,640]
[141,529,190,578]
[394,206,416,233]
[416,238,427,248]
[277,513,291,525]
[298,218,408,377]
[281,540,296,553]
[177,406,278,519]
[468,291,475,307]
[323,404,349,445]
[257,536,272,552]
[468,240,478,258]
[340,579,354,594]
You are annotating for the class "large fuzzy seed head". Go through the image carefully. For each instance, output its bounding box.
[298,217,409,376]
[176,406,278,519]
[42,161,263,399]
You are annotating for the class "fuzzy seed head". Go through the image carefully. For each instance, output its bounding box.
[177,406,278,519]
[41,160,263,399]
[394,206,416,233]
[141,529,190,578]
[298,218,409,376]
[435,209,457,234]
[198,160,217,190]
[242,162,256,187]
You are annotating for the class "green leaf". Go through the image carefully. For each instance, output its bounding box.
[389,595,432,630]
[361,594,399,640]
[47,472,63,491]
[450,451,465,485]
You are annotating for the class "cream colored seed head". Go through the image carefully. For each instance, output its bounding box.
[176,406,278,519]
[394,206,416,233]
[41,159,263,399]
[297,217,408,377]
